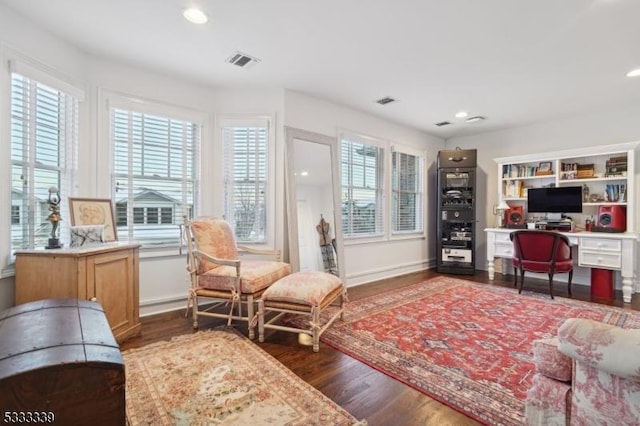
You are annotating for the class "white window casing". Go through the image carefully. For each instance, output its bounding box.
[107,93,202,247]
[339,131,386,239]
[220,116,271,244]
[8,59,83,258]
[391,144,425,235]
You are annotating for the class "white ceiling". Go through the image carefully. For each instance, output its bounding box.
[3,0,640,139]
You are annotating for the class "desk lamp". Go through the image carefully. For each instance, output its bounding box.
[493,200,510,228]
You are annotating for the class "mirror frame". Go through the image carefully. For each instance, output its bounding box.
[285,126,345,279]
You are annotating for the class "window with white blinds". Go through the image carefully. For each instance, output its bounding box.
[340,133,384,238]
[222,120,269,244]
[111,106,200,247]
[10,71,80,252]
[391,149,424,234]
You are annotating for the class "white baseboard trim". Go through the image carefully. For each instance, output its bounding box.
[344,259,435,287]
[139,294,188,317]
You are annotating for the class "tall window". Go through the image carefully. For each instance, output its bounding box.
[10,66,80,252]
[391,149,424,234]
[222,118,269,244]
[111,103,200,246]
[340,133,384,238]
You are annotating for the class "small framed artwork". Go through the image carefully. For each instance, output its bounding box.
[70,225,104,247]
[538,161,552,172]
[68,198,118,242]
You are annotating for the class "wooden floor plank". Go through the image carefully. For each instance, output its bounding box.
[120,270,638,425]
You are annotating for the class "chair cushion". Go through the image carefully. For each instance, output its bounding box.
[261,271,343,306]
[191,219,238,273]
[524,373,571,426]
[515,258,573,274]
[532,338,572,382]
[197,260,291,294]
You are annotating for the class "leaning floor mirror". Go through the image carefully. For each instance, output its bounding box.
[285,127,345,279]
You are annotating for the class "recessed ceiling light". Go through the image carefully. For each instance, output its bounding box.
[465,116,485,123]
[626,68,640,78]
[455,111,469,118]
[183,8,208,24]
[300,171,309,177]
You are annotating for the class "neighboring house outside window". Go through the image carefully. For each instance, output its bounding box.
[11,205,20,225]
[221,117,270,244]
[9,63,82,253]
[391,148,424,235]
[340,132,385,238]
[110,99,201,247]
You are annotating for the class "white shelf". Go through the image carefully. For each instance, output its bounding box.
[494,141,639,233]
[559,176,627,184]
[501,175,555,181]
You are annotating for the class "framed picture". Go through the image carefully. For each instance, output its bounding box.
[69,225,105,248]
[68,198,118,242]
[538,161,552,172]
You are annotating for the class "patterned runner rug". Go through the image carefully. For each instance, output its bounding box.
[123,328,365,425]
[309,276,640,425]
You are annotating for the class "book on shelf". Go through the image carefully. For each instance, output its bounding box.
[605,155,628,176]
[604,183,626,202]
[503,164,539,178]
[504,180,524,198]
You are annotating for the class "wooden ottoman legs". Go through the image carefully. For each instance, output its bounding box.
[257,287,345,352]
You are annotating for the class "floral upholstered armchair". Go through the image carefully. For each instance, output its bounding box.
[184,217,291,339]
[526,318,640,425]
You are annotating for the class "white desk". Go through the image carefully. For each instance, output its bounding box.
[485,228,639,303]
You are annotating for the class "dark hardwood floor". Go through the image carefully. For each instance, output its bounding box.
[120,270,639,425]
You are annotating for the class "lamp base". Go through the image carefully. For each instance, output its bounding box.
[45,238,62,249]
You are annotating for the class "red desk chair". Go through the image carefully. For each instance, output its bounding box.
[510,230,574,299]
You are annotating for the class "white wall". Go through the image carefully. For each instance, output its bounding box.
[0,4,443,314]
[6,1,634,313]
[447,104,640,287]
[0,3,88,311]
[0,4,284,315]
[284,90,445,285]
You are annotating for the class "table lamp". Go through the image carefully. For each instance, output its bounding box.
[493,200,510,228]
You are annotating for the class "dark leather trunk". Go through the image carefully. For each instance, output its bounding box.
[0,299,125,426]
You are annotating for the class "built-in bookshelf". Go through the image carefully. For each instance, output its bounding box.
[494,142,640,232]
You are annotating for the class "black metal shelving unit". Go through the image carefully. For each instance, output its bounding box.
[436,149,477,274]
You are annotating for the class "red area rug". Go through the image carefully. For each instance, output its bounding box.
[312,276,640,425]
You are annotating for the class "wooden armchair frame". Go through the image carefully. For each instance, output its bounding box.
[184,217,290,339]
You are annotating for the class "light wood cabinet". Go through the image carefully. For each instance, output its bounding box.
[15,243,141,343]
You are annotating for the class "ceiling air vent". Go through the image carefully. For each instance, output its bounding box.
[227,51,260,68]
[435,121,452,127]
[376,97,396,105]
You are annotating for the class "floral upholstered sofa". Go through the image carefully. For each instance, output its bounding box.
[526,318,640,425]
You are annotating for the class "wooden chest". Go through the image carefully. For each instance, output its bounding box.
[0,299,125,425]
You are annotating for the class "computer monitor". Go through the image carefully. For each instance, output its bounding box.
[527,186,583,215]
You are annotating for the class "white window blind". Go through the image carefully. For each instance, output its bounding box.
[392,149,424,234]
[222,120,269,244]
[111,107,200,246]
[10,72,79,252]
[340,133,384,238]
